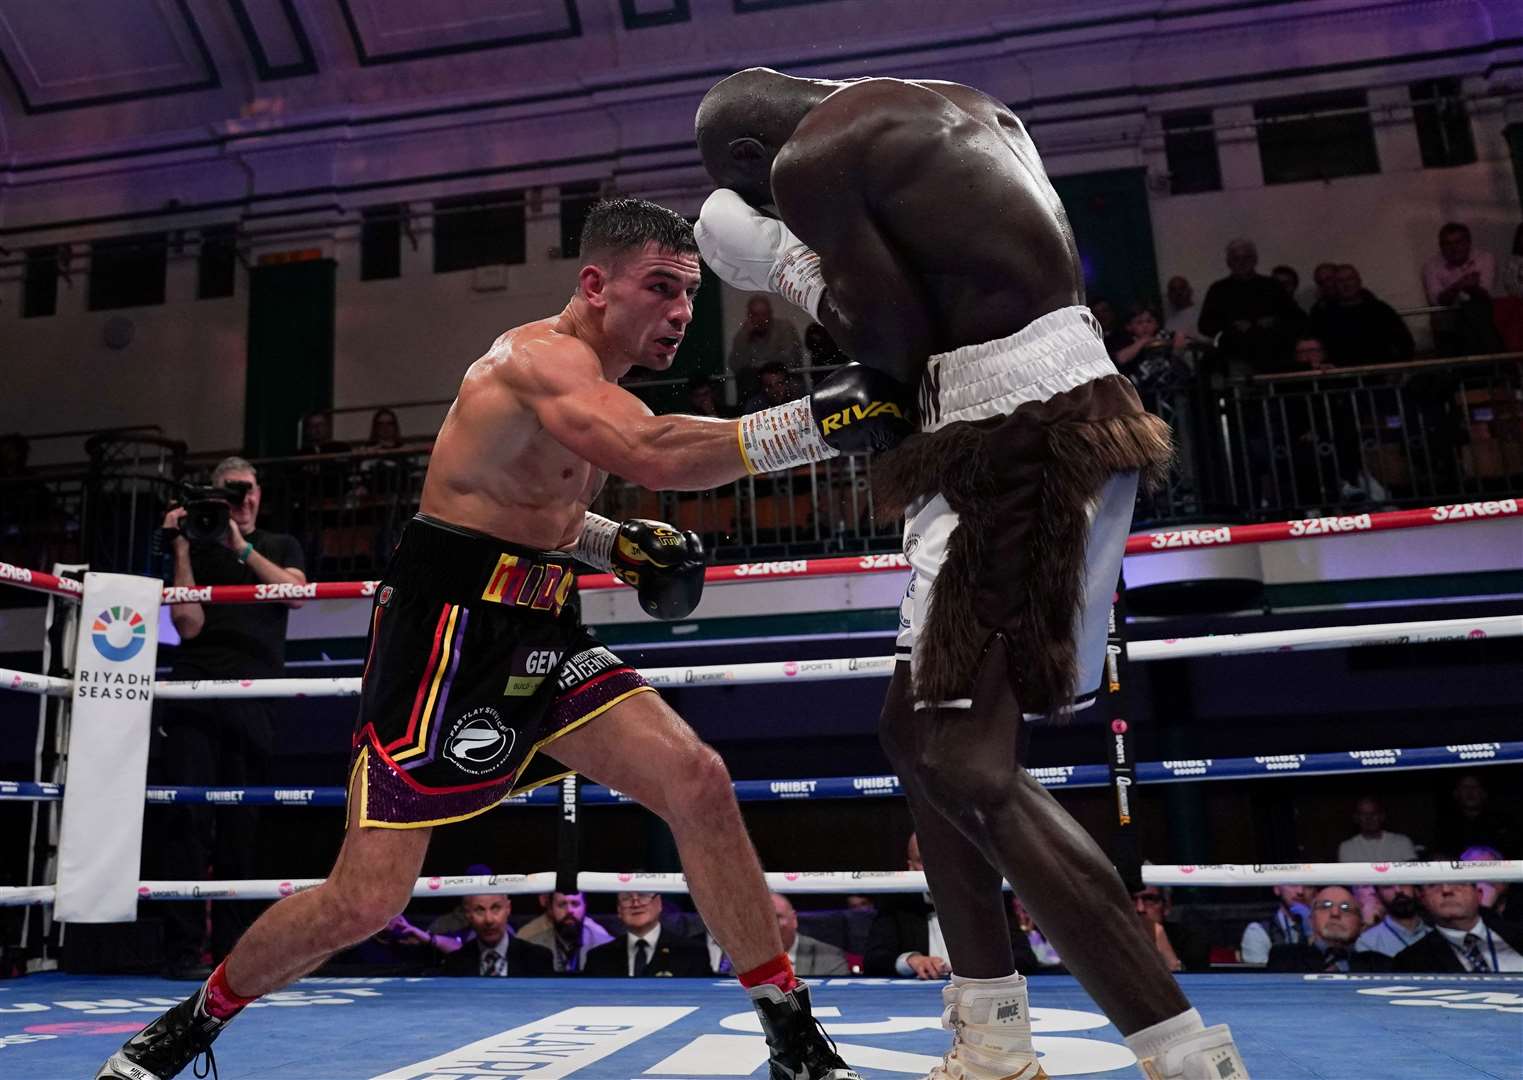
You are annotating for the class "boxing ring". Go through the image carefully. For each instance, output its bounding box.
[1,502,1520,1078]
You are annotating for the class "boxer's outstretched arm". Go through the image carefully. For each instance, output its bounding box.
[521,338,748,492]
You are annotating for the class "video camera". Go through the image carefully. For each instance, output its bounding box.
[164,480,253,546]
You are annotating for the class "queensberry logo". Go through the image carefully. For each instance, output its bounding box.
[91,606,148,662]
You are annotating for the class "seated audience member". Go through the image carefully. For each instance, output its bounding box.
[1108,306,1189,387]
[1163,276,1212,345]
[515,891,613,974]
[1088,297,1119,340]
[1423,222,1503,356]
[685,375,729,419]
[865,833,949,979]
[386,913,464,958]
[439,893,553,977]
[1309,261,1340,317]
[299,410,350,454]
[804,322,847,369]
[1271,264,1300,301]
[740,361,801,415]
[1502,224,1523,298]
[1338,795,1419,862]
[1437,773,1519,856]
[1197,238,1305,376]
[1309,266,1415,367]
[365,407,404,451]
[1240,884,1312,964]
[1461,846,1515,924]
[1353,885,1386,931]
[1355,884,1430,958]
[1132,884,1211,973]
[1010,896,1063,973]
[418,864,493,942]
[772,893,850,977]
[1394,879,1523,972]
[584,892,710,977]
[1267,886,1388,973]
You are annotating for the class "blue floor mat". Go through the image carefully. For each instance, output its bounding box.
[2,971,1519,1079]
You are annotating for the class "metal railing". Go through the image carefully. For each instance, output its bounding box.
[2,357,1518,579]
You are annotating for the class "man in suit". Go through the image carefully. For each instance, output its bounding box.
[1267,886,1389,973]
[584,892,710,977]
[1394,880,1523,973]
[774,893,850,977]
[439,893,553,977]
[864,834,950,978]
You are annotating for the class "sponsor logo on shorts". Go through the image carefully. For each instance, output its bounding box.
[378,585,394,606]
[443,707,516,775]
[556,647,623,691]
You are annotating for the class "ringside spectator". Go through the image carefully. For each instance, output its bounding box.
[439,894,553,977]
[1271,264,1300,301]
[1461,846,1515,924]
[772,893,850,977]
[1133,884,1210,973]
[1423,222,1502,356]
[1197,238,1305,376]
[740,361,801,415]
[584,892,710,977]
[729,294,802,384]
[1267,886,1388,973]
[1310,262,1340,316]
[1240,884,1312,965]
[865,833,949,979]
[1355,884,1430,958]
[1437,774,1518,857]
[1394,880,1523,972]
[685,375,730,419]
[515,891,613,973]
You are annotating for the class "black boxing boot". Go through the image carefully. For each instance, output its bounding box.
[96,984,225,1080]
[748,981,863,1080]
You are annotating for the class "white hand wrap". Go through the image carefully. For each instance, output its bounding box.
[695,189,826,320]
[737,399,838,476]
[571,512,618,570]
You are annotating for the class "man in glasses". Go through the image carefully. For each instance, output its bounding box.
[585,892,710,977]
[1267,886,1389,973]
[1131,886,1210,973]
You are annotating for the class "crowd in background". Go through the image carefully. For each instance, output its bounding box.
[314,773,1518,981]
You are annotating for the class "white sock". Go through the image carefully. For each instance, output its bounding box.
[951,970,1022,987]
[1125,1008,1204,1061]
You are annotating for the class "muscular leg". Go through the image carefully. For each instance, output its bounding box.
[221,770,431,996]
[879,664,1013,979]
[911,636,1188,1034]
[548,690,781,973]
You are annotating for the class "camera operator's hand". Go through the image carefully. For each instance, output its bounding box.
[161,507,190,555]
[223,517,246,554]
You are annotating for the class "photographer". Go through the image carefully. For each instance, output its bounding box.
[149,456,306,979]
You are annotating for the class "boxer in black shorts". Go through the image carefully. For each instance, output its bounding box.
[100,197,913,1080]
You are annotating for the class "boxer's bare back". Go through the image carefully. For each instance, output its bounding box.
[761,77,1084,384]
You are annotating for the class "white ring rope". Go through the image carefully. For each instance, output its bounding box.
[2,615,1514,703]
[3,862,1519,907]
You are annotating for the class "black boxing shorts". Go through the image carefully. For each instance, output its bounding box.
[350,514,651,829]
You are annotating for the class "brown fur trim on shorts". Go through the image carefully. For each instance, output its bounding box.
[875,375,1172,714]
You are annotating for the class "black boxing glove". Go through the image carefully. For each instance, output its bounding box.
[573,514,706,620]
[809,363,915,454]
[736,363,915,474]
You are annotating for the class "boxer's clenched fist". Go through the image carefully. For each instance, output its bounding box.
[695,188,826,319]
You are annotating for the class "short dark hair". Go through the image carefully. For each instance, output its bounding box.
[1271,264,1299,286]
[579,197,697,262]
[1439,221,1470,241]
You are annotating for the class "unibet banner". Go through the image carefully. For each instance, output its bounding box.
[55,573,162,922]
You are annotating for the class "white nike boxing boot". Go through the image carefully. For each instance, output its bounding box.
[927,972,1047,1080]
[1126,1009,1249,1079]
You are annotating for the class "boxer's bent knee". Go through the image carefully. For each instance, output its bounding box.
[913,726,1024,822]
[660,743,735,824]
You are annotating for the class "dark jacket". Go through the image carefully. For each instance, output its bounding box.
[1309,294,1415,367]
[440,935,554,977]
[1392,915,1523,973]
[864,897,1057,976]
[1267,942,1391,973]
[583,925,712,977]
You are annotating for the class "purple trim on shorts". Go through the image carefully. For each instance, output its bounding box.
[545,667,649,733]
[405,606,469,772]
[364,744,511,826]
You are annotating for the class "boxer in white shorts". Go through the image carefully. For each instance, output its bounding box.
[696,69,1250,1080]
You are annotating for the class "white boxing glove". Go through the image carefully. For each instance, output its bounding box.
[695,188,827,319]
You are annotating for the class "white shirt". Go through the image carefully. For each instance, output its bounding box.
[1423,249,1496,305]
[626,926,661,976]
[1337,831,1418,863]
[1164,305,1200,338]
[1435,919,1523,972]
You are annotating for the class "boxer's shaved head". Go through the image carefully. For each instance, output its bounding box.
[697,68,820,206]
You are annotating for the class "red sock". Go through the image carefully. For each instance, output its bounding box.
[200,960,258,1021]
[737,952,799,994]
